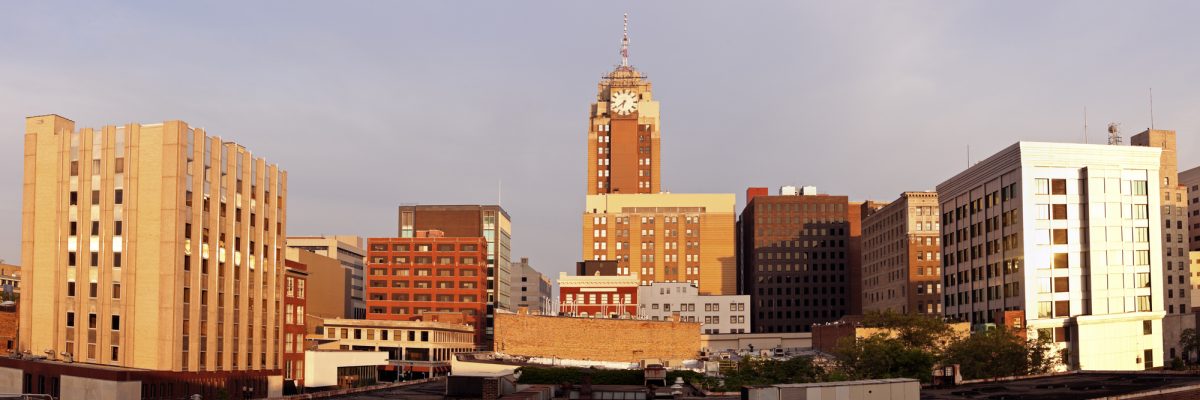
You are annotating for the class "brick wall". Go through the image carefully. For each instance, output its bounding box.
[0,307,16,356]
[494,313,700,364]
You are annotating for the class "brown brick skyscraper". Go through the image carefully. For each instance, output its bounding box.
[738,187,864,333]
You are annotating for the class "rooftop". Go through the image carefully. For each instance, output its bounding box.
[921,371,1200,400]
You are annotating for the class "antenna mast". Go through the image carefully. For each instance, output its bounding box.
[1083,106,1088,144]
[620,13,630,67]
[1107,122,1122,145]
[1149,88,1155,130]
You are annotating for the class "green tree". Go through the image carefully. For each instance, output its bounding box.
[718,356,826,390]
[832,334,936,382]
[942,327,1057,380]
[1180,328,1200,364]
[859,311,955,354]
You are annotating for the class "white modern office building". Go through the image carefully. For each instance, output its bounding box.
[637,282,749,334]
[937,142,1165,371]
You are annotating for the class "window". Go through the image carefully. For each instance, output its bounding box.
[1036,179,1050,195]
[1136,296,1151,312]
[1052,229,1068,245]
[1053,277,1069,293]
[66,312,75,327]
[1136,273,1151,288]
[1135,250,1150,266]
[111,315,121,331]
[1053,253,1069,269]
[1052,204,1067,220]
[1132,180,1148,196]
[1054,301,1069,317]
[1051,179,1067,195]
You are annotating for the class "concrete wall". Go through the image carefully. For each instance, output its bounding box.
[702,332,812,353]
[304,350,388,388]
[745,379,919,400]
[0,366,20,394]
[60,375,140,400]
[495,313,699,365]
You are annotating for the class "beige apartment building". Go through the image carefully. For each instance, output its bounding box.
[938,141,1165,370]
[17,115,286,396]
[582,193,737,295]
[1131,130,1194,362]
[285,235,366,318]
[1182,166,1200,252]
[285,248,353,333]
[861,192,943,315]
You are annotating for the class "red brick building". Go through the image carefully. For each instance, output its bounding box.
[557,273,639,318]
[0,301,16,357]
[365,231,488,343]
[282,260,307,391]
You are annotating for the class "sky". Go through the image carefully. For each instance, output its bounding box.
[1,1,1198,280]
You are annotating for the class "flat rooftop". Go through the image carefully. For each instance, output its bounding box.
[921,371,1200,400]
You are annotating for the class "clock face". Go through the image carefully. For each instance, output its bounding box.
[610,90,639,115]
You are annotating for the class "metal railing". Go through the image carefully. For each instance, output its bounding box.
[0,395,56,400]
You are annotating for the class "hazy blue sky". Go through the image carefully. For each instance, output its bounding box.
[1,2,1197,280]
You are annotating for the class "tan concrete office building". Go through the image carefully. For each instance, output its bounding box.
[1131,129,1194,362]
[1182,165,1200,251]
[938,141,1164,371]
[285,248,352,333]
[862,192,943,315]
[582,193,737,295]
[285,235,365,318]
[18,115,286,397]
[511,257,552,315]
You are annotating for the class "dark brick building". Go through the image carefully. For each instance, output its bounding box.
[738,187,867,333]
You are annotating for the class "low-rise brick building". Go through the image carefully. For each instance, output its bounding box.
[283,259,308,390]
[558,272,638,318]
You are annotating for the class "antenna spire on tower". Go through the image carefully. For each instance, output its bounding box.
[621,13,630,67]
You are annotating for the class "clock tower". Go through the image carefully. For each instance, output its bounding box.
[587,14,661,195]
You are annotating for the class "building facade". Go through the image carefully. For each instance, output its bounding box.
[283,260,307,390]
[558,273,639,319]
[582,193,737,295]
[285,236,366,319]
[738,187,863,333]
[1131,129,1194,362]
[586,23,660,196]
[511,257,552,315]
[636,282,749,334]
[364,232,488,344]
[1181,165,1200,251]
[284,248,352,332]
[18,115,285,397]
[0,263,18,298]
[937,141,1165,371]
[396,205,512,339]
[315,318,475,378]
[0,301,14,357]
[861,192,943,315]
